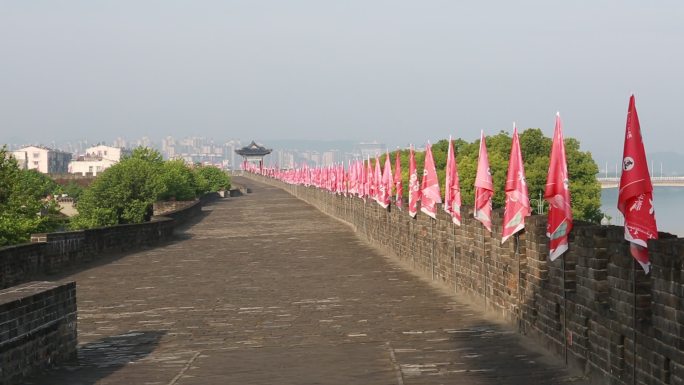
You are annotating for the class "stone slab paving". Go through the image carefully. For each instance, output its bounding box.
[25,177,588,385]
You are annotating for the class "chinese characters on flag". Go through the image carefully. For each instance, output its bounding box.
[502,125,531,244]
[420,143,442,219]
[474,131,494,231]
[408,146,421,218]
[618,95,658,273]
[544,113,573,261]
[444,137,462,225]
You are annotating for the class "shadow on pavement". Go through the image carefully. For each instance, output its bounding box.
[24,330,167,385]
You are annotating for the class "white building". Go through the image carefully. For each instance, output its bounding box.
[68,145,129,176]
[10,150,28,169]
[83,145,128,162]
[68,158,117,176]
[12,146,71,174]
[357,142,387,159]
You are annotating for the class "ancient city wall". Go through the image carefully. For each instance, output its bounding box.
[0,281,77,385]
[0,199,203,290]
[0,198,208,384]
[251,174,684,385]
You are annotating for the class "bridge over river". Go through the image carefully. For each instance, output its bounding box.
[26,177,586,385]
[597,176,684,188]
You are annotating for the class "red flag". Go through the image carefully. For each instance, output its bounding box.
[361,159,369,201]
[420,143,442,219]
[365,157,372,199]
[374,156,382,203]
[408,145,421,218]
[394,151,403,209]
[444,136,454,213]
[618,95,658,273]
[502,125,531,244]
[358,160,364,198]
[338,164,345,195]
[474,131,494,231]
[379,152,392,209]
[444,136,462,225]
[545,113,573,261]
[348,161,356,195]
[329,165,336,192]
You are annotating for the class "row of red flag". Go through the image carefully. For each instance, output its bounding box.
[247,96,658,273]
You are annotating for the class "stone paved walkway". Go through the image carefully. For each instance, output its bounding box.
[26,177,588,384]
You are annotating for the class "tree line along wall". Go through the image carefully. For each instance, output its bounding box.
[0,198,204,290]
[248,174,684,385]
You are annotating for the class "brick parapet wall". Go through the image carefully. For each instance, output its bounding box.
[0,195,216,384]
[249,174,684,385]
[0,198,206,290]
[0,281,77,385]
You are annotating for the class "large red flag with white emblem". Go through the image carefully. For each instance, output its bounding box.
[394,151,403,209]
[420,143,442,219]
[545,113,573,261]
[362,159,369,200]
[379,152,392,209]
[348,161,356,195]
[474,131,494,231]
[366,157,373,199]
[444,137,462,225]
[373,156,382,203]
[408,146,420,218]
[502,125,531,244]
[444,137,454,213]
[618,95,658,273]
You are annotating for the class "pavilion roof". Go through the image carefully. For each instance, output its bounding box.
[235,141,272,157]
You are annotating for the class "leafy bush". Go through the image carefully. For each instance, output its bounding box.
[72,147,231,229]
[0,147,62,245]
[70,156,165,229]
[385,129,602,222]
[193,165,230,195]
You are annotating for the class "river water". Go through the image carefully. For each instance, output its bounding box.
[600,186,684,237]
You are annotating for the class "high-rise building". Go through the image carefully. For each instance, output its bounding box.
[12,146,72,174]
[68,145,130,176]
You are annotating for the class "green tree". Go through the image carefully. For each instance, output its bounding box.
[193,166,231,194]
[71,157,165,229]
[71,148,228,229]
[1,146,62,245]
[388,128,602,222]
[126,146,164,164]
[0,147,20,206]
[159,159,198,201]
[58,181,85,201]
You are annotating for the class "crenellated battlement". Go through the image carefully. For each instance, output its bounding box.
[251,173,684,385]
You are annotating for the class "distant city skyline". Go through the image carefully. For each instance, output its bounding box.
[2,1,683,171]
[4,135,394,170]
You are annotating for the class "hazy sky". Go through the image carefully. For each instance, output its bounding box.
[1,1,683,165]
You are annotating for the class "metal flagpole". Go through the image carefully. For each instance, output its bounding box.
[633,258,637,385]
[483,229,488,310]
[453,223,457,292]
[412,219,416,268]
[345,191,348,220]
[363,199,367,239]
[388,206,391,252]
[431,219,435,280]
[562,255,568,365]
[515,233,521,332]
